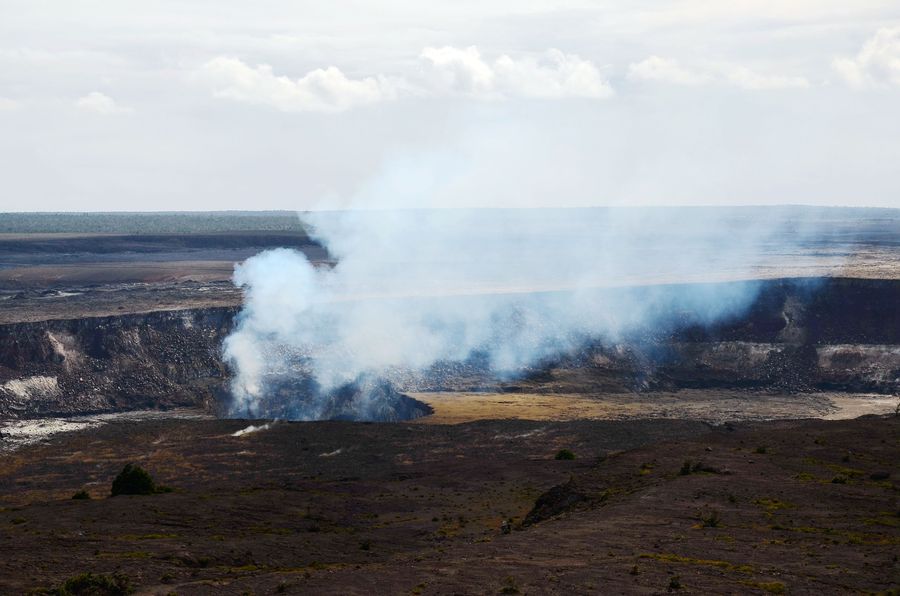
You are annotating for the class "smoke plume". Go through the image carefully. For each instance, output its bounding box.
[222,205,824,420]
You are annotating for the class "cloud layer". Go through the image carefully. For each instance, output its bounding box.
[1,1,899,210]
[628,56,809,90]
[420,47,612,99]
[202,47,612,112]
[833,27,900,88]
[203,58,400,112]
[75,91,132,114]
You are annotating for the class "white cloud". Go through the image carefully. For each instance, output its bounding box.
[419,46,496,95]
[629,56,808,90]
[420,46,613,99]
[722,65,809,90]
[202,47,612,112]
[75,91,132,114]
[0,97,19,110]
[627,56,710,85]
[833,27,900,88]
[201,57,400,113]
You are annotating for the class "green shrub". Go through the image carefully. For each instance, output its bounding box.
[499,576,520,594]
[111,464,157,496]
[700,510,721,528]
[754,446,768,454]
[71,490,91,500]
[554,449,576,460]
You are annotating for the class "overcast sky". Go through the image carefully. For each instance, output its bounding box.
[1,0,899,211]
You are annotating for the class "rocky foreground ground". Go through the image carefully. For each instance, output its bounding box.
[0,414,897,594]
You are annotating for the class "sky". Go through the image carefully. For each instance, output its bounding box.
[1,0,899,211]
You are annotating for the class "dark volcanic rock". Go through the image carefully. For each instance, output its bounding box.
[0,307,237,418]
[522,480,587,526]
[231,374,433,422]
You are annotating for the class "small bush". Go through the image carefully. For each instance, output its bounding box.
[500,576,520,594]
[754,446,768,454]
[831,475,848,484]
[700,510,721,528]
[554,449,576,461]
[51,572,133,595]
[71,490,91,500]
[668,576,682,591]
[679,461,693,475]
[111,464,157,496]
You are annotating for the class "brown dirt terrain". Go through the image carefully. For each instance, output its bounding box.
[411,390,900,424]
[0,415,896,594]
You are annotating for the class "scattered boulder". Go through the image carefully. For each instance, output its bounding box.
[522,480,586,526]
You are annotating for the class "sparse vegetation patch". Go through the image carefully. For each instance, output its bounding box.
[43,572,133,595]
[110,464,170,496]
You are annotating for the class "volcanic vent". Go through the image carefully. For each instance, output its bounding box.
[225,371,432,422]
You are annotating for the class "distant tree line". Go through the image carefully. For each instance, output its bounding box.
[0,211,309,234]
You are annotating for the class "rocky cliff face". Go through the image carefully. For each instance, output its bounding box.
[0,307,237,418]
[0,278,898,420]
[395,278,900,395]
[650,278,900,392]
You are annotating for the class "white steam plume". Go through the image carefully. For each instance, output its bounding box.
[222,202,824,419]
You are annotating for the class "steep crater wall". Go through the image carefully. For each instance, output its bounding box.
[0,277,898,419]
[396,278,900,395]
[654,278,900,392]
[0,307,237,418]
